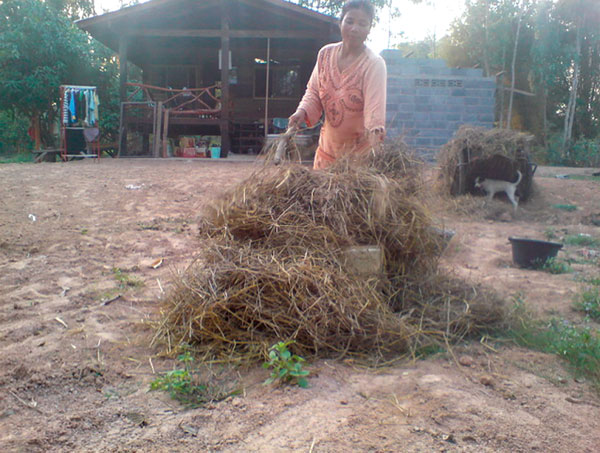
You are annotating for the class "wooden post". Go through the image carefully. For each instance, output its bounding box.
[119,37,129,156]
[220,1,231,157]
[32,114,41,150]
[264,37,270,138]
[458,148,469,195]
[153,101,163,158]
[162,108,170,158]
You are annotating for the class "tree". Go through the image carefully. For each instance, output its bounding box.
[506,0,528,130]
[553,0,600,152]
[0,0,92,148]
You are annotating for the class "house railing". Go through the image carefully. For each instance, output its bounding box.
[125,82,221,118]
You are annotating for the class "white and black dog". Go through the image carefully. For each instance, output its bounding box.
[474,170,522,212]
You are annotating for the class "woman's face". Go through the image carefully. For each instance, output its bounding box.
[340,8,372,47]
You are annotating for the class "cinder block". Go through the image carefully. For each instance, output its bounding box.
[342,245,383,277]
[432,137,449,146]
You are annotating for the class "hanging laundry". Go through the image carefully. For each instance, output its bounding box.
[77,90,86,125]
[69,89,77,124]
[89,90,96,125]
[62,91,69,125]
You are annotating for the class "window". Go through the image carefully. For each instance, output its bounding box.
[254,61,302,99]
[147,66,200,89]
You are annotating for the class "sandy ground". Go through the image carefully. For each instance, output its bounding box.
[1,158,600,452]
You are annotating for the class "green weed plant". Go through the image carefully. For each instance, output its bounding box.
[540,257,572,274]
[112,267,144,289]
[552,204,577,212]
[544,228,558,241]
[564,234,600,248]
[263,341,310,388]
[508,299,600,386]
[150,350,237,408]
[574,287,600,320]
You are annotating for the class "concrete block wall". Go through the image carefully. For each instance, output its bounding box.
[381,50,496,160]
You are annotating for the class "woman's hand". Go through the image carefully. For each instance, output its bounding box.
[368,127,385,147]
[288,109,307,130]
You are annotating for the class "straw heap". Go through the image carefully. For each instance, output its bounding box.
[155,145,505,362]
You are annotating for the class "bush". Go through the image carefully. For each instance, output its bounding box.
[0,111,32,155]
[535,134,600,167]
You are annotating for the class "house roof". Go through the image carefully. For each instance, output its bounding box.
[78,0,340,65]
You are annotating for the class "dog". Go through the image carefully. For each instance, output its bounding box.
[474,170,522,212]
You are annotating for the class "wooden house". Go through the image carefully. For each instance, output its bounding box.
[77,0,340,157]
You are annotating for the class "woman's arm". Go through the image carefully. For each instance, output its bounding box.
[363,55,387,144]
[289,50,324,129]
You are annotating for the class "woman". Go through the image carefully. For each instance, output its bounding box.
[288,0,387,170]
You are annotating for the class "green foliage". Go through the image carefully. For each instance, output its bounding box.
[585,277,600,286]
[574,287,600,320]
[0,0,122,148]
[552,204,577,212]
[539,257,572,274]
[150,350,237,408]
[0,152,33,164]
[263,340,310,388]
[544,228,558,241]
[0,111,32,155]
[536,135,600,167]
[508,303,600,384]
[564,234,600,248]
[0,0,92,121]
[112,267,144,289]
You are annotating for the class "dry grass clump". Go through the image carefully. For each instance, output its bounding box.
[158,242,410,360]
[437,126,535,200]
[155,145,506,362]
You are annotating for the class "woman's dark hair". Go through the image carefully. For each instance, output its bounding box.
[340,0,375,23]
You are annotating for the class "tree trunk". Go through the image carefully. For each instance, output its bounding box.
[562,24,582,155]
[507,2,524,130]
[542,86,548,145]
[499,48,507,128]
[482,0,491,77]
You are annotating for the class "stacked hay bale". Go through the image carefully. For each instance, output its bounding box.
[155,144,505,362]
[437,126,536,201]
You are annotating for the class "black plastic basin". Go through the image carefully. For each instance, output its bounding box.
[508,237,563,268]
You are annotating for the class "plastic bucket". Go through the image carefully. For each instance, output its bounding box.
[211,147,221,159]
[508,237,563,268]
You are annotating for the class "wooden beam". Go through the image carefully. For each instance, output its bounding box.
[128,29,318,39]
[220,1,231,157]
[498,86,536,97]
[238,0,338,26]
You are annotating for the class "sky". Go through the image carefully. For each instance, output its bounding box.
[94,0,466,53]
[368,1,465,53]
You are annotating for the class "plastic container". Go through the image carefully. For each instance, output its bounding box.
[508,237,563,268]
[211,146,221,159]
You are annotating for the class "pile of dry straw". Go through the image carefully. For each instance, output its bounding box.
[437,125,535,199]
[155,143,505,362]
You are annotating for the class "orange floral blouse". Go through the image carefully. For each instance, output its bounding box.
[297,42,387,169]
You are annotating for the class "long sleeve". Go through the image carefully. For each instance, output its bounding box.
[297,52,323,127]
[362,55,387,133]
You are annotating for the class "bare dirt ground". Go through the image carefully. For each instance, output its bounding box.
[1,158,600,452]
